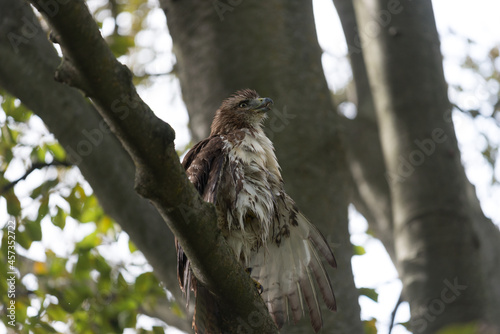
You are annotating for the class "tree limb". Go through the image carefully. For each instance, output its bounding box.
[27,0,277,332]
[333,0,396,262]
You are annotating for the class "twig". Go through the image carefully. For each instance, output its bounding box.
[388,292,403,334]
[1,160,71,194]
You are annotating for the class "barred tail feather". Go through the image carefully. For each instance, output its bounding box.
[193,283,221,334]
[303,213,337,268]
[287,282,303,324]
[300,269,323,333]
[248,211,336,332]
[308,240,336,310]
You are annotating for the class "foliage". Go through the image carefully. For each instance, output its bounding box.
[363,318,377,334]
[0,1,181,332]
[0,0,179,326]
[450,38,500,186]
[437,322,484,334]
[89,0,173,85]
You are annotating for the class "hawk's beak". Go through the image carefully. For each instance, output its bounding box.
[253,97,274,112]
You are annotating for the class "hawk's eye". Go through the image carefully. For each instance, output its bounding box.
[239,102,248,108]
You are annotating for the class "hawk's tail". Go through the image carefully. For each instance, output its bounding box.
[193,281,222,334]
[177,238,222,334]
[248,211,336,332]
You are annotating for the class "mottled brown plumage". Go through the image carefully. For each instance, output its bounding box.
[177,89,336,333]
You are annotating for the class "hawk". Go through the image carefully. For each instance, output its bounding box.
[177,89,336,333]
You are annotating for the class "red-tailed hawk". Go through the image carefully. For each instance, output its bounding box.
[177,89,336,333]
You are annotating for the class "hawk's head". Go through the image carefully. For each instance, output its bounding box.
[211,89,274,135]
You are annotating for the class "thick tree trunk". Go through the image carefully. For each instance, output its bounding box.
[351,0,500,332]
[161,0,363,332]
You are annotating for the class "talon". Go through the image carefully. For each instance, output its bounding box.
[254,280,264,295]
[246,268,263,295]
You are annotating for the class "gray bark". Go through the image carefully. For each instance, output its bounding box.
[350,0,500,332]
[333,0,396,262]
[161,1,363,333]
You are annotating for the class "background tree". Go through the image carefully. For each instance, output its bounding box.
[0,0,499,333]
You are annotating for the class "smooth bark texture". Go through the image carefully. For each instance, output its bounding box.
[332,0,396,263]
[7,0,278,332]
[351,0,500,331]
[162,1,363,333]
[0,1,191,330]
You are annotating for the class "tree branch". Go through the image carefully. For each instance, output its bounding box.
[27,0,277,332]
[332,0,397,262]
[1,160,71,194]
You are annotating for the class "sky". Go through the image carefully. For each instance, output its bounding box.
[1,0,500,333]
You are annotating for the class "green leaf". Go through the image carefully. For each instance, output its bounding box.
[353,244,366,256]
[65,183,87,220]
[14,301,28,326]
[36,196,49,223]
[363,318,377,334]
[31,146,47,163]
[128,240,137,253]
[75,231,100,252]
[80,195,103,223]
[359,287,378,302]
[58,287,88,313]
[46,142,66,161]
[109,34,135,57]
[2,96,32,122]
[94,254,111,275]
[152,326,165,334]
[117,272,129,291]
[93,254,112,296]
[96,215,114,233]
[118,310,136,329]
[4,190,21,216]
[25,220,42,242]
[48,255,67,276]
[46,304,67,322]
[397,321,410,330]
[16,228,33,249]
[75,252,91,279]
[7,126,20,142]
[437,322,480,334]
[30,179,59,199]
[31,321,57,333]
[135,272,154,294]
[52,206,67,229]
[170,302,185,318]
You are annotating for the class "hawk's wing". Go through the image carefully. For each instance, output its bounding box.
[182,135,226,203]
[176,135,226,297]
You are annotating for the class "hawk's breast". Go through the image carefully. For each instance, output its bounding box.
[217,128,283,263]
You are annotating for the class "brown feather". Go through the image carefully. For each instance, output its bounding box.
[299,271,323,333]
[308,241,337,311]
